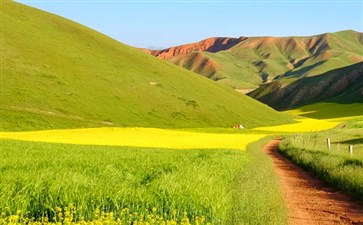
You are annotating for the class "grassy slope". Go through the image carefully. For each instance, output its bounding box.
[0,1,291,131]
[158,30,363,90]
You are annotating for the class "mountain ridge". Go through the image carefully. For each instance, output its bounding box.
[144,30,363,90]
[141,36,246,59]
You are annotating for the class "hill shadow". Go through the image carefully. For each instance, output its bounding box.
[333,138,363,145]
[250,62,363,115]
[283,60,327,78]
[295,102,363,119]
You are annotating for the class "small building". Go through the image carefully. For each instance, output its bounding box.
[233,124,244,129]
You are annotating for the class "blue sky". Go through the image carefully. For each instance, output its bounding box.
[18,0,363,49]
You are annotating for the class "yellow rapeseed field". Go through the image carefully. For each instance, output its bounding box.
[253,118,340,133]
[1,205,209,225]
[0,117,346,149]
[0,128,265,150]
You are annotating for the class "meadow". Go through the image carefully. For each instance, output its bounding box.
[2,1,363,224]
[278,118,363,200]
[0,138,286,225]
[0,105,360,224]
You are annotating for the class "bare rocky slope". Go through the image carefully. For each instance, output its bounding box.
[142,36,246,59]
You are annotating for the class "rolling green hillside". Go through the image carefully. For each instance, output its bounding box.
[248,62,363,109]
[0,0,292,131]
[147,30,363,91]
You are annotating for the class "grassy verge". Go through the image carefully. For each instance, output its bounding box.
[229,137,287,225]
[278,118,363,201]
[0,138,286,224]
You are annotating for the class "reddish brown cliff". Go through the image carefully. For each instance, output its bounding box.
[147,36,246,59]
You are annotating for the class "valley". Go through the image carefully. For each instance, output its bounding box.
[0,0,362,224]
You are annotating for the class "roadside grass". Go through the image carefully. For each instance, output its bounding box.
[0,138,286,225]
[230,137,287,225]
[278,118,363,201]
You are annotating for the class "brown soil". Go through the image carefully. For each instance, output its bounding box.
[264,139,363,225]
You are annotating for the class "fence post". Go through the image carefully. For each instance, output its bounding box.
[326,138,331,150]
[349,145,353,156]
[337,143,340,151]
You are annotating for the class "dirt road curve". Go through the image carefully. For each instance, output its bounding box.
[264,139,363,225]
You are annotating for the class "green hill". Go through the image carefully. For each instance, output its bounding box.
[248,62,363,109]
[146,31,363,91]
[0,0,292,131]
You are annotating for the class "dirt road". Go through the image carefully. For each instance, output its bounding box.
[264,140,363,225]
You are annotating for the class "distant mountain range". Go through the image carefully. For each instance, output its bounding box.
[144,30,363,109]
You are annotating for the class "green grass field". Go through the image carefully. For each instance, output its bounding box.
[0,138,286,224]
[278,118,363,201]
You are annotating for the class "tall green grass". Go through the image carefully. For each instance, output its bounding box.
[0,138,286,224]
[229,137,287,224]
[278,118,363,201]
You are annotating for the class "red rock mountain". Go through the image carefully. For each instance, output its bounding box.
[142,31,363,110]
[144,36,246,60]
[142,31,363,90]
